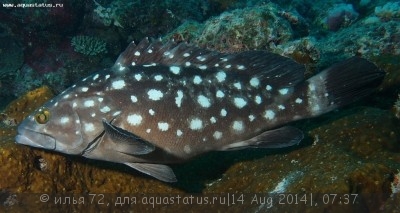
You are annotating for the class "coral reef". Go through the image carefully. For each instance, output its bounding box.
[92,0,133,28]
[324,3,359,31]
[0,36,23,80]
[374,1,400,20]
[0,86,53,125]
[0,35,24,98]
[391,170,400,195]
[71,35,107,56]
[169,3,293,52]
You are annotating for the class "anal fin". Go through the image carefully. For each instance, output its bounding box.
[125,162,177,182]
[220,126,303,151]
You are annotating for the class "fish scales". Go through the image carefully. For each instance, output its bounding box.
[15,38,384,182]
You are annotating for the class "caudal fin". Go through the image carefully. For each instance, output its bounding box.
[304,57,384,116]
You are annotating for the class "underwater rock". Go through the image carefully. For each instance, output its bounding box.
[187,3,293,52]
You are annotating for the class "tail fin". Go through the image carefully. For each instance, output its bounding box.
[305,57,384,116]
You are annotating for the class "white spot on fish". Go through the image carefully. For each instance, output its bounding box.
[183,53,190,57]
[184,145,191,154]
[131,62,136,66]
[60,117,70,124]
[312,104,321,112]
[295,98,303,104]
[264,110,275,120]
[130,95,138,103]
[175,90,183,107]
[143,63,156,67]
[309,84,316,91]
[232,120,244,132]
[250,77,260,87]
[177,129,183,137]
[98,97,103,102]
[213,131,223,140]
[199,65,207,70]
[149,109,155,116]
[164,51,170,56]
[185,61,191,66]
[84,123,95,132]
[134,74,142,81]
[81,87,89,92]
[147,49,153,53]
[169,66,181,75]
[279,88,289,95]
[112,80,126,90]
[105,74,110,80]
[233,97,247,108]
[210,117,217,124]
[255,95,262,104]
[93,74,99,80]
[91,113,96,117]
[266,85,272,91]
[168,54,174,59]
[225,64,232,69]
[189,118,203,130]
[147,89,164,101]
[193,76,202,84]
[112,111,121,116]
[63,94,70,99]
[233,82,242,90]
[216,90,225,98]
[237,65,246,70]
[146,129,151,133]
[196,56,206,61]
[249,114,255,122]
[278,105,286,110]
[127,114,142,126]
[72,102,77,108]
[154,75,163,81]
[134,51,140,56]
[158,122,169,131]
[215,71,226,82]
[197,95,211,108]
[84,100,95,107]
[220,109,227,117]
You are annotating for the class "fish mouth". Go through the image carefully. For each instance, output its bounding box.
[15,125,56,150]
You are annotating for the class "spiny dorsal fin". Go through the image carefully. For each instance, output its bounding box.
[114,38,306,89]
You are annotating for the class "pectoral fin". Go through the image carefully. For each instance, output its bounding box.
[102,119,155,155]
[125,162,177,182]
[220,126,303,151]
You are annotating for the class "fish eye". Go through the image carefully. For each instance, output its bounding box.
[34,108,51,124]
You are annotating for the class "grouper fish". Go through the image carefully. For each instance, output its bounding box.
[15,38,384,182]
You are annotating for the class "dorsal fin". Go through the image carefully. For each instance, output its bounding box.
[114,38,306,88]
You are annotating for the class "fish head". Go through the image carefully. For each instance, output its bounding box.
[16,88,89,154]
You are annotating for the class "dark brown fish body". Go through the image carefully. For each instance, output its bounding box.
[15,39,384,182]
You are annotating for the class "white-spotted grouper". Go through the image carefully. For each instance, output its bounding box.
[15,38,384,182]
